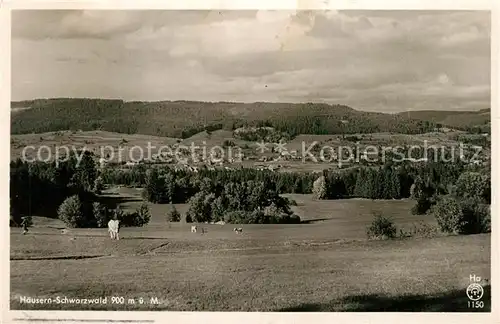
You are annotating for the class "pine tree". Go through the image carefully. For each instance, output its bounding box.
[354,168,367,198]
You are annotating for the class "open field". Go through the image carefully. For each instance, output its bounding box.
[10,229,491,311]
[10,190,491,311]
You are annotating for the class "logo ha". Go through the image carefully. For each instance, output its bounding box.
[466,274,484,301]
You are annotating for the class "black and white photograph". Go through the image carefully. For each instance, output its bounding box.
[4,4,495,320]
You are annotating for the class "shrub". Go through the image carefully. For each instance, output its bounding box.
[58,195,84,228]
[366,213,397,239]
[249,210,268,224]
[398,228,413,239]
[224,210,252,224]
[223,210,300,224]
[167,205,181,222]
[289,214,301,224]
[457,197,490,234]
[411,196,433,215]
[432,196,490,235]
[185,212,193,223]
[134,203,151,227]
[279,213,302,224]
[455,172,490,204]
[432,195,462,234]
[118,212,136,227]
[92,202,109,228]
[410,221,439,238]
[118,205,150,227]
[93,176,105,195]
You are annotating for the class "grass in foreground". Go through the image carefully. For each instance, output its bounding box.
[10,232,490,312]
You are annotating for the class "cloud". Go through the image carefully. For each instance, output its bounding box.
[11,10,490,112]
[12,10,258,40]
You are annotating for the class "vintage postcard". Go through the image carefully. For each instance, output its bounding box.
[1,0,497,323]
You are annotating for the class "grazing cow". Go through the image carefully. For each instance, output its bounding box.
[191,225,197,233]
[108,219,120,240]
[233,227,243,234]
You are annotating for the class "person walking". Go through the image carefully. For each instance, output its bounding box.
[21,217,30,235]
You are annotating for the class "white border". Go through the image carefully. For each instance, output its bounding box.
[1,1,498,323]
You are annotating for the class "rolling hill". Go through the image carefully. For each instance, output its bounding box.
[397,109,490,131]
[10,98,489,138]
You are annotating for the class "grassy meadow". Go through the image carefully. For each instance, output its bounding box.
[10,187,491,311]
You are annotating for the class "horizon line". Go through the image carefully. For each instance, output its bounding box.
[10,97,490,115]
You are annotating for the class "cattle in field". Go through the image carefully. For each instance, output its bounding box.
[108,219,120,240]
[233,227,243,234]
[191,225,197,233]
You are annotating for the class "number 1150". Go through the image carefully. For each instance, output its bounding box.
[468,301,484,308]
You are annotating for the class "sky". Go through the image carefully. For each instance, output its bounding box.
[11,10,491,113]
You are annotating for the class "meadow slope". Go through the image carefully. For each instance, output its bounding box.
[10,195,491,312]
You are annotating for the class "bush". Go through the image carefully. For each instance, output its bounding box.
[223,210,301,224]
[167,205,181,222]
[185,212,193,223]
[432,196,490,235]
[366,213,397,239]
[432,195,462,234]
[457,198,490,234]
[455,172,490,203]
[92,202,109,228]
[400,221,439,239]
[279,213,302,224]
[93,176,105,195]
[118,205,150,227]
[411,196,433,215]
[133,203,151,227]
[224,210,253,224]
[58,195,84,228]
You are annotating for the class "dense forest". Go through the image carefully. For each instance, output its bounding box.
[10,151,150,228]
[11,99,442,138]
[397,108,491,133]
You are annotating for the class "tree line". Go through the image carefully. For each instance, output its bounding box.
[10,147,490,230]
[10,151,150,228]
[101,162,441,203]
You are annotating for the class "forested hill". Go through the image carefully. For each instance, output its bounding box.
[397,109,490,132]
[11,98,449,138]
